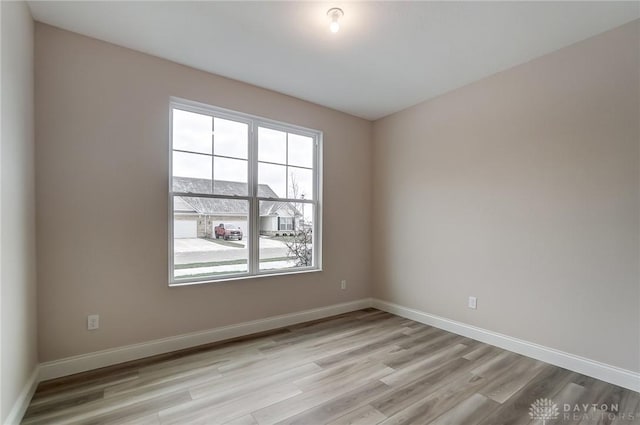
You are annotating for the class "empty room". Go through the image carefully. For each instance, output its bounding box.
[1,1,639,424]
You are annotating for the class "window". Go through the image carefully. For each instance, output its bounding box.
[278,217,294,231]
[169,99,322,285]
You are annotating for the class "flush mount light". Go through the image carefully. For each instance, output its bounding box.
[327,7,344,33]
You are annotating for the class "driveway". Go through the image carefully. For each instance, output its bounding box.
[174,238,231,252]
[174,237,289,265]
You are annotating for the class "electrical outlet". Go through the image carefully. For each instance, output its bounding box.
[468,297,477,310]
[340,280,347,290]
[87,314,99,330]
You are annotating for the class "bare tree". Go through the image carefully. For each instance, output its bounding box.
[283,174,312,267]
[283,229,312,267]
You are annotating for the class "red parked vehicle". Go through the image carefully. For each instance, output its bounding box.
[214,223,243,241]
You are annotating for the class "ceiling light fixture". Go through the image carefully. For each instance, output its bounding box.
[327,7,344,33]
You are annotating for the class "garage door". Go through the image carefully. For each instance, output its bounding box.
[174,219,197,238]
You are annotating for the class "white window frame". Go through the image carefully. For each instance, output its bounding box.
[168,97,323,286]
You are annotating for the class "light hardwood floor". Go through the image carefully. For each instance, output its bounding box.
[23,309,640,425]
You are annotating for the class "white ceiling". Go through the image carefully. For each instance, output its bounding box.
[28,1,639,120]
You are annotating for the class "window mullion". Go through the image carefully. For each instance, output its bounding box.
[211,114,215,194]
[248,121,259,274]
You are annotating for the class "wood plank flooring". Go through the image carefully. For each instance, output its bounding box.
[22,309,640,425]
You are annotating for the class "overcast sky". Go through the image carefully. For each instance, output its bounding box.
[173,109,314,200]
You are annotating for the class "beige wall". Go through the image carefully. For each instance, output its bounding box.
[35,24,372,362]
[1,1,38,421]
[33,16,639,376]
[373,20,640,372]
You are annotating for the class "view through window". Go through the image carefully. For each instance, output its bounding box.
[170,101,321,284]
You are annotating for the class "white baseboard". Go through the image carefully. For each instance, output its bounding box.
[20,296,639,421]
[3,366,40,425]
[39,298,372,382]
[371,298,640,393]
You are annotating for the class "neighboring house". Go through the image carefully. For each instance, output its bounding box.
[173,177,302,238]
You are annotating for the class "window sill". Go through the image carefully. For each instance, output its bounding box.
[168,267,323,287]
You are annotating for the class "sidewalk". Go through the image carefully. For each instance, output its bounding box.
[174,259,297,278]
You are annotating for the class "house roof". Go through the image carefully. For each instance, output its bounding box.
[173,196,195,213]
[173,177,301,217]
